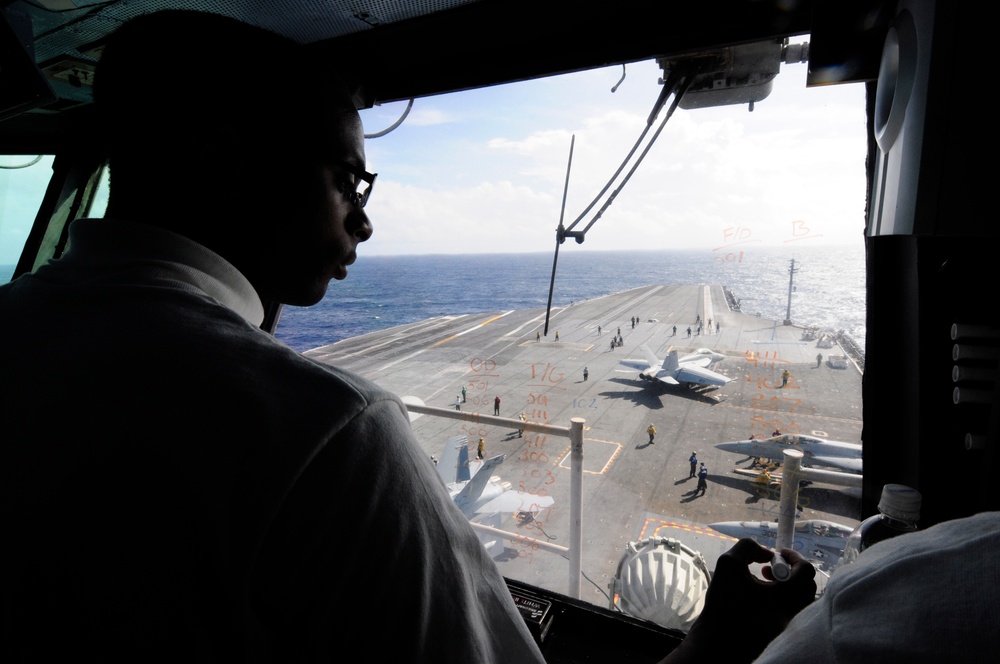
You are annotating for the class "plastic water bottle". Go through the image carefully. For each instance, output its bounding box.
[839,484,921,567]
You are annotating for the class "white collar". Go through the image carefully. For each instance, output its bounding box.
[62,218,265,326]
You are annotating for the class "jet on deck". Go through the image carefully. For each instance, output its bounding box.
[716,434,863,474]
[307,283,864,601]
[708,518,854,570]
[621,343,732,390]
[437,434,555,519]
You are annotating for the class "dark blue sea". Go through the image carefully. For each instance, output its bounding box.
[2,245,865,353]
[275,245,866,353]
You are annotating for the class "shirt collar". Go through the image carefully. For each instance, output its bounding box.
[61,218,266,326]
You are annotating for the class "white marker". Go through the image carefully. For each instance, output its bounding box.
[772,448,804,583]
[771,551,791,581]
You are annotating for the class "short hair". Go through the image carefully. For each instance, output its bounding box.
[95,11,357,189]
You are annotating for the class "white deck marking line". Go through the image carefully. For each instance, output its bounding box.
[306,315,469,360]
[430,311,514,347]
[376,311,514,371]
[505,308,564,337]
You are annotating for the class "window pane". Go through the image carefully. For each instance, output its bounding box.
[277,46,866,622]
[0,155,54,283]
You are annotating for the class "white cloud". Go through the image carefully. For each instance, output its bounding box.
[3,57,868,264]
[402,106,452,127]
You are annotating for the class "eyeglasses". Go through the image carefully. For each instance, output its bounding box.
[336,159,377,208]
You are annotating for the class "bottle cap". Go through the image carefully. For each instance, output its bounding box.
[878,484,921,522]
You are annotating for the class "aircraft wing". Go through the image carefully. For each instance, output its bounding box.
[674,363,731,387]
[619,358,652,371]
[677,354,713,368]
[807,455,863,474]
[679,348,726,365]
[477,490,554,515]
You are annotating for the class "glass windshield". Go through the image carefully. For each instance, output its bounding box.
[278,42,867,624]
[0,155,109,283]
[0,155,54,283]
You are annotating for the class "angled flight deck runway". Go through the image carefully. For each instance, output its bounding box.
[305,284,864,607]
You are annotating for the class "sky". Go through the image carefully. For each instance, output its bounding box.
[355,44,869,257]
[0,39,869,264]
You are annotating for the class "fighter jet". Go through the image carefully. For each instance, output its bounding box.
[715,433,863,474]
[678,347,727,365]
[435,435,554,519]
[620,344,732,390]
[708,519,855,569]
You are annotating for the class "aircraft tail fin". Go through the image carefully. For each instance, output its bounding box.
[437,435,471,484]
[640,344,660,370]
[453,454,506,515]
[662,349,680,373]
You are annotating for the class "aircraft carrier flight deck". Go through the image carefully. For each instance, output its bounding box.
[304,283,863,607]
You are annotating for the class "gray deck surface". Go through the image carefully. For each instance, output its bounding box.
[305,283,863,607]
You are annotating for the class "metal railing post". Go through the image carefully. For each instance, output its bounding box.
[775,448,804,552]
[402,400,587,597]
[568,417,585,598]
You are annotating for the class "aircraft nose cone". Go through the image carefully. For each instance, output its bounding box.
[707,522,744,539]
[715,441,745,454]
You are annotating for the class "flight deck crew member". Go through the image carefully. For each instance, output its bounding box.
[697,463,709,494]
[494,395,501,415]
[816,353,823,368]
[461,386,467,402]
[477,437,485,460]
[0,10,546,663]
[647,424,656,444]
[583,367,589,381]
[781,369,790,387]
[518,412,526,438]
[689,452,698,478]
[455,396,461,410]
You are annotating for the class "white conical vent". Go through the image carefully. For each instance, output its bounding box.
[609,537,711,632]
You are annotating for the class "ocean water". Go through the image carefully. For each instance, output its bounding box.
[275,244,866,353]
[2,244,865,353]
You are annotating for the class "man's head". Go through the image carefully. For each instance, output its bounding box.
[95,10,373,305]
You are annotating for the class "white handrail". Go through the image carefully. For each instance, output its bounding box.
[403,402,586,599]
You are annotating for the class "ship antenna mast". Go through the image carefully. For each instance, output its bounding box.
[783,258,799,325]
[544,135,575,336]
[542,68,693,336]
